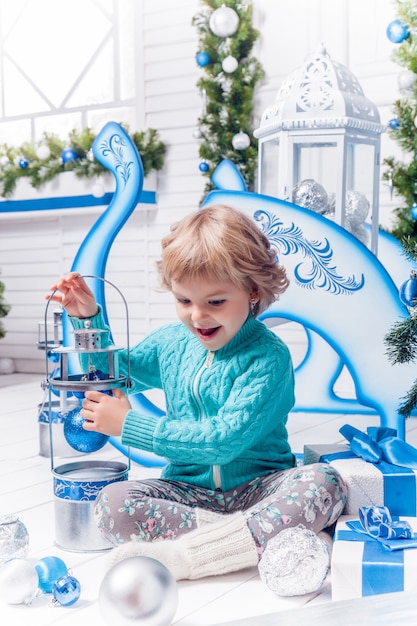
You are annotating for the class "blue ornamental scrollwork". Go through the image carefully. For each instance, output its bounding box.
[254,209,364,295]
[99,132,133,188]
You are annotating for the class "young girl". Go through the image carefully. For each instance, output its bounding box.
[49,204,346,580]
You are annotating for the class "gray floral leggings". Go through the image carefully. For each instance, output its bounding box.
[94,463,346,555]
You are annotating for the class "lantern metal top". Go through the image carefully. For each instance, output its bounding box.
[255,44,385,138]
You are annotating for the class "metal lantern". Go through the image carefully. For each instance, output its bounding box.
[254,44,385,254]
[42,275,130,552]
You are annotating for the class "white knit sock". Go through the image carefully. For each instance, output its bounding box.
[107,512,258,581]
[195,508,225,527]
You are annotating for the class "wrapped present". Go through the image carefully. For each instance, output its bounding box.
[332,507,417,601]
[303,424,417,516]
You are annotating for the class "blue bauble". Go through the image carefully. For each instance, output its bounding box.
[386,19,410,44]
[63,406,109,453]
[61,147,79,164]
[399,273,417,307]
[35,556,68,594]
[196,51,210,67]
[52,575,81,606]
[410,204,417,220]
[389,118,400,130]
[199,161,209,172]
[19,158,29,169]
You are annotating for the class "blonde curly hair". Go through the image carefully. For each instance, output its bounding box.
[156,204,289,317]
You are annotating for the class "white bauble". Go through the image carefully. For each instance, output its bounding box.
[35,145,51,160]
[222,55,238,73]
[209,6,239,37]
[398,70,417,91]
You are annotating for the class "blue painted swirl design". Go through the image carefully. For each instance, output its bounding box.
[254,209,364,295]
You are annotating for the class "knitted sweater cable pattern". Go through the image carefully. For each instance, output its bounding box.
[70,311,296,492]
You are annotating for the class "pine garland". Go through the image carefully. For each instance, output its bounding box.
[383,0,417,241]
[0,275,10,340]
[192,0,264,194]
[384,236,417,416]
[0,124,166,199]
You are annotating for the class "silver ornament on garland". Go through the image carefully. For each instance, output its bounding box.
[209,5,239,38]
[258,527,330,597]
[232,131,251,150]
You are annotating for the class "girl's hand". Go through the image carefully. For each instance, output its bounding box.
[47,272,98,318]
[80,388,131,437]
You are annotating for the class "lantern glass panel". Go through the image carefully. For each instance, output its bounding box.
[293,142,338,195]
[345,142,375,223]
[259,137,280,197]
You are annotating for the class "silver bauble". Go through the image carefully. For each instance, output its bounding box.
[99,556,178,626]
[209,6,239,37]
[258,527,329,597]
[398,69,417,91]
[292,179,329,214]
[345,190,369,226]
[232,131,251,150]
[0,558,39,604]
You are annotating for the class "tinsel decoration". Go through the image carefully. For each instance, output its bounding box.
[0,125,166,199]
[192,0,265,194]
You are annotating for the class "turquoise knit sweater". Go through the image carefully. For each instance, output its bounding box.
[70,310,296,492]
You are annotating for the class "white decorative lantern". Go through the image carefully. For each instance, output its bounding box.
[254,44,385,254]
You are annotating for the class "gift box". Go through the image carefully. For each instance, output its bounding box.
[303,425,417,517]
[332,512,417,601]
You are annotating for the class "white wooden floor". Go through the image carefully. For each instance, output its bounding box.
[1,364,417,626]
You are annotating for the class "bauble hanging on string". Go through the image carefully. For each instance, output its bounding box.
[389,118,400,130]
[386,19,410,44]
[63,406,110,453]
[18,158,29,169]
[232,131,251,150]
[209,5,239,38]
[222,55,238,73]
[410,204,417,220]
[399,270,417,307]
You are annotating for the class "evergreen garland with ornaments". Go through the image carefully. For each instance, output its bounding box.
[0,125,166,198]
[385,236,417,417]
[192,0,264,194]
[383,1,417,242]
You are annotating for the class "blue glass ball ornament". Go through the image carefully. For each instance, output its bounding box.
[47,350,60,363]
[61,147,79,164]
[388,118,400,130]
[35,556,68,594]
[19,158,29,169]
[196,51,210,67]
[199,161,209,173]
[399,271,417,307]
[63,406,110,453]
[410,204,417,220]
[52,575,81,607]
[386,19,410,44]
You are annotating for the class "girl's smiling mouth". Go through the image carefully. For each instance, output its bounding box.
[196,327,220,338]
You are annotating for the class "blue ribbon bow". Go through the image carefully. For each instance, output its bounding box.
[346,506,417,551]
[339,424,417,469]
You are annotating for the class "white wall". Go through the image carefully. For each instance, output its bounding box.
[0,0,405,372]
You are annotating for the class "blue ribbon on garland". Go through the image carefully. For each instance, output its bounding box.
[319,424,417,516]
